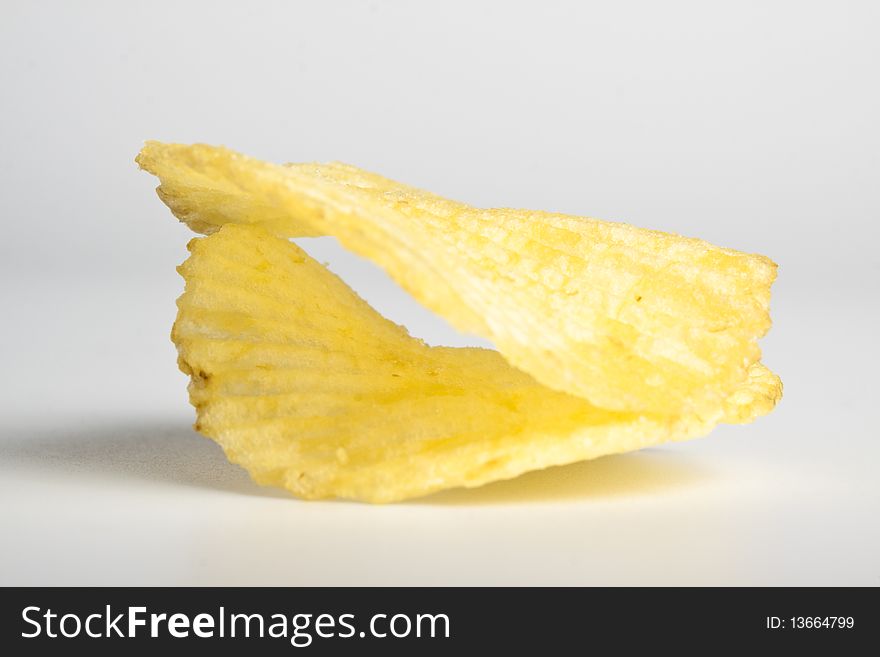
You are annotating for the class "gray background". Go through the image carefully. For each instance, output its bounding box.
[1,0,877,584]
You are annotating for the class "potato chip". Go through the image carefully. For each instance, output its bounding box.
[138,142,781,502]
[137,142,777,416]
[173,224,775,502]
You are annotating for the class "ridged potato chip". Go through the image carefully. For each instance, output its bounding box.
[137,142,781,502]
[173,224,774,502]
[138,142,777,416]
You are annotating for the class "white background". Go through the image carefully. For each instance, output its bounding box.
[1,1,877,585]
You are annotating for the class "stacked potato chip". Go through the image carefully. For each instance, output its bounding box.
[138,143,781,502]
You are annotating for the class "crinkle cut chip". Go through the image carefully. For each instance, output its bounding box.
[138,142,778,417]
[172,224,779,502]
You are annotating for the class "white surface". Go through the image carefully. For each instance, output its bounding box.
[1,1,879,585]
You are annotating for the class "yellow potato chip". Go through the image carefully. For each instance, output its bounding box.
[173,224,775,502]
[138,142,777,416]
[138,142,781,502]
